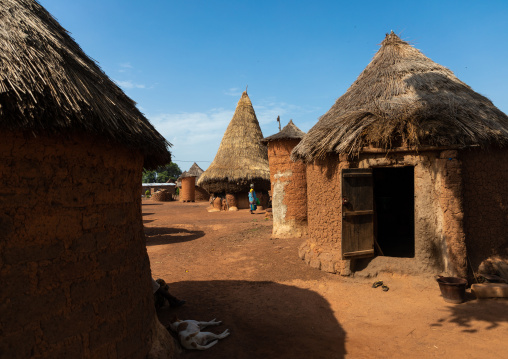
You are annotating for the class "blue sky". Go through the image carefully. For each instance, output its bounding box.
[38,0,508,170]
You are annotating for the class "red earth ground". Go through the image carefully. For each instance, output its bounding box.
[144,200,508,359]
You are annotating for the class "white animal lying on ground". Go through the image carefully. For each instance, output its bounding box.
[168,317,230,350]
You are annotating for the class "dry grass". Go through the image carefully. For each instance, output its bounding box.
[292,32,508,162]
[198,91,270,193]
[0,0,171,169]
[261,119,305,143]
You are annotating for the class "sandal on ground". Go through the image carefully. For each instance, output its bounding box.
[372,280,383,288]
[382,285,389,292]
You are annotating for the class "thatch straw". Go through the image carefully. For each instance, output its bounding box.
[292,32,508,162]
[181,162,204,178]
[197,91,270,193]
[261,119,306,143]
[0,0,171,169]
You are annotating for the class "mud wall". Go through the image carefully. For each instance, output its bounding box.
[461,148,508,273]
[180,177,196,202]
[299,151,467,277]
[268,140,307,238]
[0,131,156,358]
[195,186,209,202]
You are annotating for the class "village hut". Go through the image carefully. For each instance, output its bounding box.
[262,120,307,238]
[0,1,175,358]
[197,91,270,210]
[184,162,209,202]
[292,32,508,280]
[179,170,196,202]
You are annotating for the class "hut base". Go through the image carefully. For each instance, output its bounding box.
[147,317,180,359]
[272,220,307,239]
[229,206,238,211]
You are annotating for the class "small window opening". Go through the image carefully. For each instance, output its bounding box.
[373,167,415,258]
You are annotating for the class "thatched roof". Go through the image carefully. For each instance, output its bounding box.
[292,32,508,162]
[0,0,171,169]
[197,91,270,193]
[181,162,204,178]
[261,119,305,143]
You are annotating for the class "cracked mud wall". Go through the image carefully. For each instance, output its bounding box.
[0,131,159,358]
[267,140,307,238]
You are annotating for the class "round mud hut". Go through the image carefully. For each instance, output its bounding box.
[187,162,210,202]
[292,32,508,280]
[262,120,307,238]
[197,91,270,210]
[0,1,174,357]
[180,171,196,202]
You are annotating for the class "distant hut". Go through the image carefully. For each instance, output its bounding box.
[0,1,174,358]
[262,120,307,238]
[188,162,210,201]
[198,91,270,210]
[180,170,196,202]
[292,32,508,279]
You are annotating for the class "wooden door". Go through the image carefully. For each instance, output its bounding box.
[341,169,375,259]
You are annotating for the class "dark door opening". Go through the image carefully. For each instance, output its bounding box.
[373,167,414,258]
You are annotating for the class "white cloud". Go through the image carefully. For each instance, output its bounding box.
[224,87,243,97]
[118,62,133,73]
[115,80,146,89]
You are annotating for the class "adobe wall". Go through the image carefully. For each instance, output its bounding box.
[461,148,508,275]
[0,131,159,358]
[180,177,196,202]
[299,151,467,277]
[195,186,209,202]
[268,140,307,238]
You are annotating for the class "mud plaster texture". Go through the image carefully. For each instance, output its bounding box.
[461,148,508,277]
[299,151,468,278]
[195,186,210,202]
[267,140,307,238]
[180,177,196,202]
[0,131,161,359]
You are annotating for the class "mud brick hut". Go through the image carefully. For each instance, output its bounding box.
[292,32,508,279]
[0,1,175,357]
[179,162,209,202]
[197,91,270,210]
[262,120,307,238]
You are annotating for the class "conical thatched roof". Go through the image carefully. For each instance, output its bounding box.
[261,119,306,143]
[292,32,508,162]
[181,162,204,178]
[0,0,171,169]
[197,91,270,193]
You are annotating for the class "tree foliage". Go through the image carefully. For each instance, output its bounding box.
[142,162,182,183]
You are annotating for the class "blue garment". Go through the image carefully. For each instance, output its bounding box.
[248,190,257,211]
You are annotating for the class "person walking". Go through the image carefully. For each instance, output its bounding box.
[248,184,258,214]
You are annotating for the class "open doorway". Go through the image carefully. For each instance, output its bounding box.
[373,167,415,258]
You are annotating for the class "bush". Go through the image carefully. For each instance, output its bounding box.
[145,189,151,197]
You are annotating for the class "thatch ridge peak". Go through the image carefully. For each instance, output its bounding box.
[291,32,508,162]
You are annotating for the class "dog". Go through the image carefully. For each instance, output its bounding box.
[168,317,230,350]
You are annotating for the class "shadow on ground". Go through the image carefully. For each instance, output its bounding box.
[145,227,205,245]
[433,299,508,332]
[157,280,346,359]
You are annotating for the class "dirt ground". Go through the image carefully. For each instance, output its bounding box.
[144,200,508,359]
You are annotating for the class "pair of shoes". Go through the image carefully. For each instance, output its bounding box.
[372,280,383,288]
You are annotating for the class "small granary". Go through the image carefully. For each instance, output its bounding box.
[197,91,270,210]
[292,32,508,279]
[0,1,174,357]
[179,162,209,202]
[262,120,307,238]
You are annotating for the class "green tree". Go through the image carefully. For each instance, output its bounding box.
[142,162,182,183]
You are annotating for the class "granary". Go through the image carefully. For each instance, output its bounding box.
[0,1,175,357]
[179,162,209,202]
[292,32,508,279]
[198,91,270,210]
[262,120,308,238]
